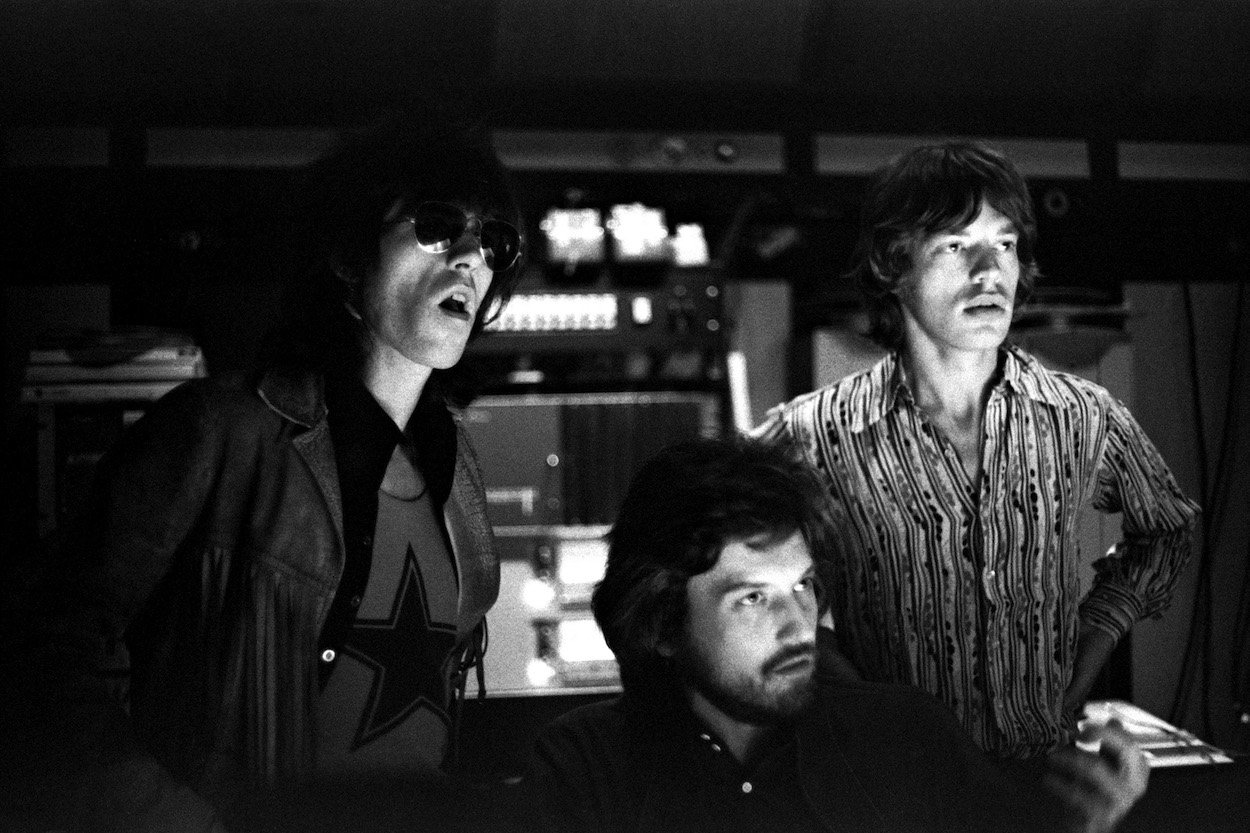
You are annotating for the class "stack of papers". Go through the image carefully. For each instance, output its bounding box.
[1082,700,1235,768]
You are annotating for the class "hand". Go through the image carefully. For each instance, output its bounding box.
[1042,721,1149,833]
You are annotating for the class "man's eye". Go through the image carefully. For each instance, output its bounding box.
[739,591,765,607]
[795,578,814,594]
[998,240,1017,251]
[940,241,961,253]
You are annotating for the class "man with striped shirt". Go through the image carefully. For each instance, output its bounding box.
[755,141,1200,759]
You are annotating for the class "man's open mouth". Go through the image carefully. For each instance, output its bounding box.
[439,291,472,317]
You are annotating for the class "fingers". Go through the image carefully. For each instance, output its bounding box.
[1043,723,1149,833]
[1041,767,1101,833]
[1088,722,1150,793]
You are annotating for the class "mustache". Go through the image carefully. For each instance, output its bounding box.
[762,643,816,675]
[960,291,1010,305]
[962,288,1011,304]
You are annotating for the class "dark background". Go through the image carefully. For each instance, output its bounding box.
[1,0,1248,758]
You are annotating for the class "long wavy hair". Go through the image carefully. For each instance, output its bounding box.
[592,436,834,699]
[264,104,525,382]
[847,141,1039,350]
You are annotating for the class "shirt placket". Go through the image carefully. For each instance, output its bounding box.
[978,393,1007,740]
[910,407,985,734]
[696,729,757,798]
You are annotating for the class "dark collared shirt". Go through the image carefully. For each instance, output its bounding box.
[319,369,457,677]
[529,695,825,833]
[677,714,821,833]
[755,345,1199,757]
[525,678,1064,833]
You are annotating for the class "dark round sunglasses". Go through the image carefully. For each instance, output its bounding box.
[404,202,522,273]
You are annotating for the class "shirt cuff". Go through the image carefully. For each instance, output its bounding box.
[1078,582,1144,643]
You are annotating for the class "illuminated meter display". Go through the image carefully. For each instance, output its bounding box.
[608,203,669,262]
[671,223,710,267]
[485,293,618,332]
[541,207,605,266]
[534,616,620,688]
[552,618,615,664]
[555,537,609,605]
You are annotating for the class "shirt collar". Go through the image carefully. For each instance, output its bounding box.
[851,352,907,433]
[621,692,797,771]
[856,343,1066,432]
[998,343,1071,408]
[325,367,405,487]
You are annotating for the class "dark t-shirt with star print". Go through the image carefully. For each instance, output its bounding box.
[316,370,461,777]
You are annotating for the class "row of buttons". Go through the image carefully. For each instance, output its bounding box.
[698,731,753,794]
[319,589,365,663]
[486,294,619,332]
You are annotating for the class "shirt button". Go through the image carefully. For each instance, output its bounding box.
[741,782,753,794]
[710,743,722,753]
[361,535,373,548]
[320,648,336,663]
[699,733,711,741]
[986,570,996,580]
[349,595,362,608]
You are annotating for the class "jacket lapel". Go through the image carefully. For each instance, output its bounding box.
[444,422,499,635]
[257,368,345,581]
[291,421,344,546]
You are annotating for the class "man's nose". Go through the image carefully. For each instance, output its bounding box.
[448,225,487,268]
[969,244,1002,284]
[776,594,818,640]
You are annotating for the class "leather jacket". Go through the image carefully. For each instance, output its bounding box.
[6,367,499,831]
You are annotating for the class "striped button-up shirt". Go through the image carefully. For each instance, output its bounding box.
[755,346,1199,758]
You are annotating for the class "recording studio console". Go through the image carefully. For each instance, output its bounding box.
[473,267,724,355]
[463,269,729,694]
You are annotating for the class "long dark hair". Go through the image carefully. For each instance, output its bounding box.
[263,104,525,377]
[592,436,833,698]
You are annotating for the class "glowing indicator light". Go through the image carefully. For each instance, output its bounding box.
[631,296,654,326]
[608,203,668,262]
[555,619,615,663]
[556,539,610,587]
[526,658,558,687]
[673,223,710,266]
[521,578,557,610]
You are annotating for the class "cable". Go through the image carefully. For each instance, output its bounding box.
[1167,283,1246,743]
[1220,286,1250,749]
[1166,285,1207,728]
[1204,284,1245,744]
[1204,283,1244,562]
[1203,284,1245,742]
[1167,285,1213,735]
[1231,533,1250,750]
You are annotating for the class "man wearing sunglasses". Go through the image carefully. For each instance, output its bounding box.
[4,110,523,833]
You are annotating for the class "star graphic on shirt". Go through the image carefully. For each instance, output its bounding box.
[343,545,457,749]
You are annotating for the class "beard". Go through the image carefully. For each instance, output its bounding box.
[677,643,817,726]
